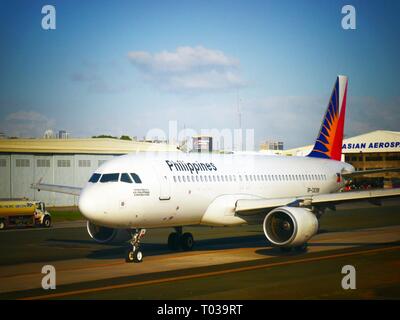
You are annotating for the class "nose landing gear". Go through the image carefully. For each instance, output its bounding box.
[126,228,146,263]
[167,227,194,251]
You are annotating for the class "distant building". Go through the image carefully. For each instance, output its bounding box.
[58,130,69,139]
[0,132,6,139]
[193,135,213,153]
[260,140,284,151]
[43,129,55,139]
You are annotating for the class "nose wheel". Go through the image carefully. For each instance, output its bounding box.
[126,229,146,263]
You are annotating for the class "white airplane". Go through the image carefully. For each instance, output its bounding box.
[33,75,400,263]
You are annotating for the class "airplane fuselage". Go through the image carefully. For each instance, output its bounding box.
[78,152,354,229]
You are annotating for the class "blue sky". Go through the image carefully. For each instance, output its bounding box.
[0,0,399,148]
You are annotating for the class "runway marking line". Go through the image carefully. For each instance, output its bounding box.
[20,244,399,300]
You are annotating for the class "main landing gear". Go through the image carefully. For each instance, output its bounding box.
[279,243,308,253]
[167,227,194,251]
[126,228,146,263]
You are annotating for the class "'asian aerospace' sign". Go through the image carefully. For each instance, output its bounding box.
[342,141,400,150]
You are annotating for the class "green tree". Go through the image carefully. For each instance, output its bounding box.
[91,135,117,139]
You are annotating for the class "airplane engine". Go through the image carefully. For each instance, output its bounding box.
[263,206,318,248]
[86,221,130,244]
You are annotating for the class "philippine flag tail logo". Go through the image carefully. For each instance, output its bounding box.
[308,75,348,161]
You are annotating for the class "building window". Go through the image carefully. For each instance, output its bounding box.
[0,159,7,167]
[366,156,383,161]
[16,159,30,167]
[79,160,91,167]
[37,159,50,167]
[57,159,71,167]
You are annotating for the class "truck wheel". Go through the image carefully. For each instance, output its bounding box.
[0,220,5,230]
[42,216,51,228]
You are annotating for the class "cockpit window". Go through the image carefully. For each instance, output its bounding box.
[100,173,119,183]
[120,173,133,183]
[130,173,142,183]
[88,173,101,183]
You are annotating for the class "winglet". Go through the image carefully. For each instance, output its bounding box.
[308,75,348,161]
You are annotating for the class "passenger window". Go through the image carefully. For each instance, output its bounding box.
[100,173,119,183]
[173,176,177,183]
[88,173,101,183]
[130,173,142,183]
[120,173,133,183]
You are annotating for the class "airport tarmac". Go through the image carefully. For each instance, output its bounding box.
[0,204,399,299]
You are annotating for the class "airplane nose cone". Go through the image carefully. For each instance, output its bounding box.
[78,189,97,221]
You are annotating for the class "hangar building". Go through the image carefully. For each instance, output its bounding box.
[0,138,177,206]
[283,130,400,188]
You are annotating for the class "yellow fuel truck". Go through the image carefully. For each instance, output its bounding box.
[0,200,51,230]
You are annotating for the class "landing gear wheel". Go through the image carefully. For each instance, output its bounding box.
[42,216,51,228]
[294,243,308,253]
[168,232,180,250]
[126,228,146,263]
[181,233,194,251]
[125,249,143,263]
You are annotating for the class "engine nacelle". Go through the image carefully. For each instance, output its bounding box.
[86,221,130,244]
[263,206,318,247]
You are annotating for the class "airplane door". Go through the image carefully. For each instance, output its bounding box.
[159,175,171,200]
[153,163,171,200]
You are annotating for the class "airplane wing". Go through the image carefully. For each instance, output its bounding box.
[235,188,400,215]
[31,182,82,196]
[342,167,400,178]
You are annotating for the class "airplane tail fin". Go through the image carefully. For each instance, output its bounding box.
[307,75,348,161]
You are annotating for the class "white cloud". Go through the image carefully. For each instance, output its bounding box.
[127,46,245,92]
[0,111,56,138]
